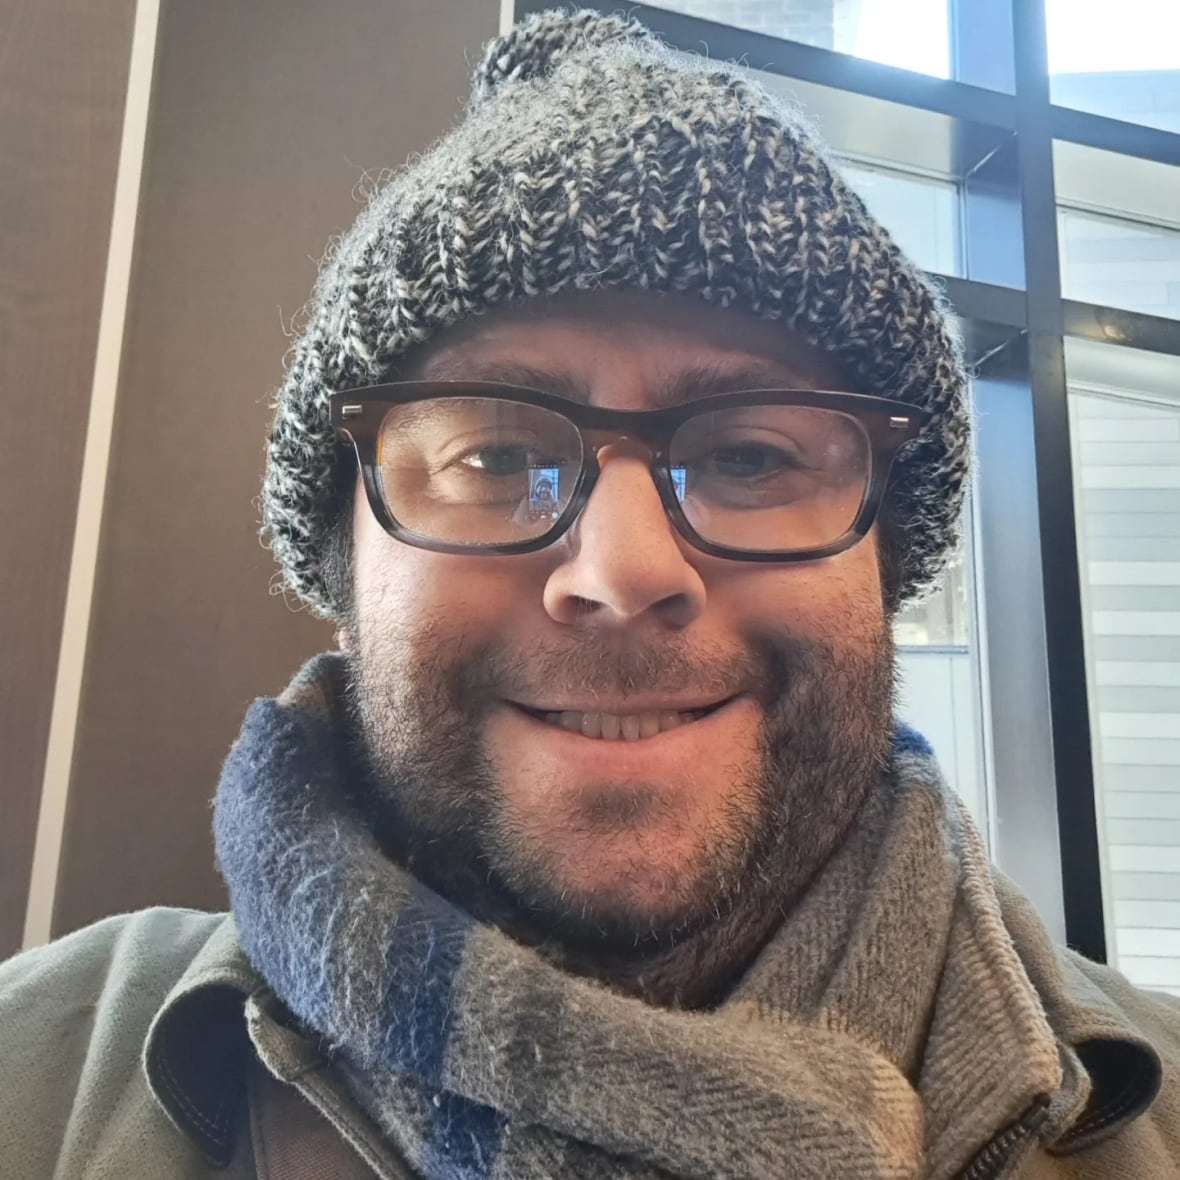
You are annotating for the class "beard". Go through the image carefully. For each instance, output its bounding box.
[341,601,896,980]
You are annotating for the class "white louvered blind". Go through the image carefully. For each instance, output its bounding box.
[1071,386,1180,995]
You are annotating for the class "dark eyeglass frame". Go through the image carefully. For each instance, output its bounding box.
[329,381,928,562]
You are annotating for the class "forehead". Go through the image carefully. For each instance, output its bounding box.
[399,289,858,407]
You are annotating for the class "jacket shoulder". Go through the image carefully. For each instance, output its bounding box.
[0,907,231,1177]
[0,906,228,999]
[1055,949,1180,1173]
[1062,948,1180,1052]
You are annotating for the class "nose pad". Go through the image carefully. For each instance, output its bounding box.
[575,436,679,543]
[577,436,674,536]
[591,437,657,469]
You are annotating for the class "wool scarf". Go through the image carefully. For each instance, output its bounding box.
[214,654,1066,1179]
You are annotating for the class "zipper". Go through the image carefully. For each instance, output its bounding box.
[957,1095,1052,1180]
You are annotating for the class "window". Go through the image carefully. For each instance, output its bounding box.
[895,526,989,835]
[894,544,970,648]
[1047,0,1180,134]
[840,161,961,276]
[1059,208,1180,321]
[651,0,950,78]
[1055,138,1180,321]
[1068,338,1180,995]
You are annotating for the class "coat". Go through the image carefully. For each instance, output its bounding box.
[1,901,1178,1179]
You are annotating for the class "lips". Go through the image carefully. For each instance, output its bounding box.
[515,700,727,741]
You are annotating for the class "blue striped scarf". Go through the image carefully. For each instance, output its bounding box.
[214,653,1063,1179]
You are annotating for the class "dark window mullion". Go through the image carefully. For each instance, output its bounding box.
[1063,301,1180,360]
[1051,105,1180,169]
[935,276,1027,329]
[1012,0,1107,963]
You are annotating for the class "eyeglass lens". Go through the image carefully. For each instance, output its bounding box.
[374,397,872,552]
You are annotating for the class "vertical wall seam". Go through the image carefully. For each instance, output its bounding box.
[22,0,162,949]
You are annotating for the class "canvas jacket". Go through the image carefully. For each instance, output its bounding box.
[1,903,1178,1179]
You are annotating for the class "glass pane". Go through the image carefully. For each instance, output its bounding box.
[1047,0,1180,133]
[1068,337,1180,996]
[840,161,961,275]
[376,398,582,544]
[1059,207,1180,320]
[669,405,871,552]
[894,544,970,647]
[651,0,950,78]
[894,521,989,836]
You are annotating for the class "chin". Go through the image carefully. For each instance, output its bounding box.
[483,768,763,937]
[488,821,732,943]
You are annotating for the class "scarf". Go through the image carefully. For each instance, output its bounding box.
[214,653,1067,1179]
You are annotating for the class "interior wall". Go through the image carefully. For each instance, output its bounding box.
[0,0,137,958]
[50,0,498,937]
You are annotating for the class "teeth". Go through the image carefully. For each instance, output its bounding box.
[545,708,702,740]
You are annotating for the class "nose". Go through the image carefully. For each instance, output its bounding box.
[542,443,706,629]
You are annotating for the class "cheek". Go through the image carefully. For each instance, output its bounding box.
[352,493,433,625]
[726,539,885,645]
[352,499,539,636]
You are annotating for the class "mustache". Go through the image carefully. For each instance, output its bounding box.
[446,631,802,710]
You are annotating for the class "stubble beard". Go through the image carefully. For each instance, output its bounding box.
[342,608,895,999]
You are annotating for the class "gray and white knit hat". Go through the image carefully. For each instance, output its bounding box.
[263,8,970,622]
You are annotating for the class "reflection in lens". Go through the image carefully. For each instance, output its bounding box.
[376,398,582,544]
[669,406,870,551]
[527,467,562,523]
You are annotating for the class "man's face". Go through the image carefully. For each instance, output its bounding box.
[346,290,895,948]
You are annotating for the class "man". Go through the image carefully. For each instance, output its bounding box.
[527,474,559,521]
[2,9,1177,1179]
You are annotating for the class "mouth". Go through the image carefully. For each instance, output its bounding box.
[512,699,731,742]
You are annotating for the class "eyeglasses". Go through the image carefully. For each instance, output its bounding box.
[329,382,927,562]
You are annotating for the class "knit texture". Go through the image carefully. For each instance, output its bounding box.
[213,654,1065,1180]
[262,9,970,621]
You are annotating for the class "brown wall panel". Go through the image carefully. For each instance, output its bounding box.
[53,0,498,936]
[0,0,136,957]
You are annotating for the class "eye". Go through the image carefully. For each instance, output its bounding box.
[464,444,534,476]
[707,443,801,479]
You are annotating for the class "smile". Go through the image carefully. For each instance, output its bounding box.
[516,702,727,741]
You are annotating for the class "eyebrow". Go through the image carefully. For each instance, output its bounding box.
[415,358,828,409]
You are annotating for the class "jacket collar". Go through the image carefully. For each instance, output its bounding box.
[142,910,1161,1170]
[1036,957,1162,1156]
[142,915,264,1166]
[991,875,1163,1156]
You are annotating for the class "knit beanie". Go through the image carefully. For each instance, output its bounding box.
[262,8,970,621]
